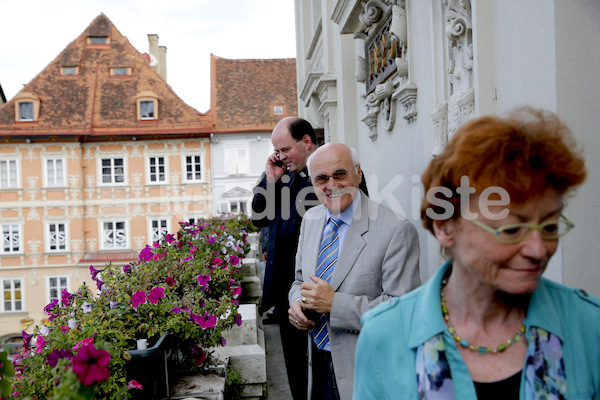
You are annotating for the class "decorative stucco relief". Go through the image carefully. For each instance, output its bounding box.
[355,0,415,141]
[431,0,474,155]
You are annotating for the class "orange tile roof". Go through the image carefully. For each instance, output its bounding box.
[211,54,297,133]
[0,13,212,141]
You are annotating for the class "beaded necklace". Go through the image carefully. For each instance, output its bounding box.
[441,278,526,354]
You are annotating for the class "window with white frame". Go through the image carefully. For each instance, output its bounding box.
[140,101,155,120]
[218,200,249,215]
[101,158,125,184]
[0,160,18,189]
[148,156,166,183]
[187,217,200,226]
[48,276,68,302]
[2,224,20,253]
[18,102,34,121]
[185,155,203,182]
[48,222,67,251]
[46,158,65,187]
[150,219,169,243]
[225,147,249,175]
[2,278,23,312]
[102,221,127,249]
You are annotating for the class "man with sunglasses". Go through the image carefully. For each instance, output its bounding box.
[287,143,421,400]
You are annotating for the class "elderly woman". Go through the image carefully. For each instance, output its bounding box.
[353,108,600,399]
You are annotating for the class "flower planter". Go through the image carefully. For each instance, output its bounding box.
[126,332,178,400]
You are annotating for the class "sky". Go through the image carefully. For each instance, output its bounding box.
[0,0,297,113]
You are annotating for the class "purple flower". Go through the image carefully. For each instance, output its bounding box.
[72,343,111,386]
[207,236,217,244]
[123,264,133,274]
[165,233,175,244]
[231,286,242,297]
[220,337,227,347]
[139,245,153,262]
[89,265,101,280]
[235,314,242,326]
[22,330,33,351]
[46,348,73,367]
[197,274,211,287]
[229,255,241,266]
[44,299,59,314]
[109,301,119,310]
[148,287,165,305]
[131,291,147,310]
[61,289,74,306]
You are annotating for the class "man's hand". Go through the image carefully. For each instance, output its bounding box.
[265,152,286,183]
[300,275,334,314]
[288,300,316,331]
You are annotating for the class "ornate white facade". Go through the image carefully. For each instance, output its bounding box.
[294,0,600,296]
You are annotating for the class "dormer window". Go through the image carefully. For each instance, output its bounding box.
[136,91,159,121]
[14,93,40,122]
[110,67,131,76]
[273,106,284,115]
[140,101,155,120]
[88,36,109,44]
[61,66,78,76]
[19,102,33,121]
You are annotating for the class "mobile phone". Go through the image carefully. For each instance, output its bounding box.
[273,159,285,168]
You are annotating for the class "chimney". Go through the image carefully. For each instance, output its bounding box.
[147,34,167,81]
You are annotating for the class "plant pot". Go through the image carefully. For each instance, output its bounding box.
[126,332,178,400]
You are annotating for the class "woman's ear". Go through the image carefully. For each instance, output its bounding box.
[433,219,455,248]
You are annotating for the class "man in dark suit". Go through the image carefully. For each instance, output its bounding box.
[288,143,421,400]
[252,116,319,400]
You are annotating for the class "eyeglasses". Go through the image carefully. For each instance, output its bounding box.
[311,170,351,186]
[467,214,574,244]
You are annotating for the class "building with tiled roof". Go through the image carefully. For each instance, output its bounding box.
[209,55,298,215]
[0,14,214,336]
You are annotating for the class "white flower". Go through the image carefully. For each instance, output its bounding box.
[81,301,92,313]
[68,318,78,328]
[39,325,51,336]
[221,247,227,254]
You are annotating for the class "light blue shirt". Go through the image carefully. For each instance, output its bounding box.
[323,191,361,251]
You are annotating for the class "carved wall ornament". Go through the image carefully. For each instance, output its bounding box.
[355,0,417,139]
[431,0,474,155]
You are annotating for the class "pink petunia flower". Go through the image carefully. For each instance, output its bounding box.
[72,343,111,386]
[212,257,224,266]
[148,287,165,305]
[35,335,48,353]
[61,289,74,306]
[139,246,153,262]
[197,312,217,329]
[72,337,95,352]
[131,291,147,310]
[197,274,211,287]
[165,233,175,244]
[128,379,143,390]
[231,286,242,296]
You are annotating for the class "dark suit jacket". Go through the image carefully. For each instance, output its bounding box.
[252,170,317,313]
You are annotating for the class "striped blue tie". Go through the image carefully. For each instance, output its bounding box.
[312,216,343,350]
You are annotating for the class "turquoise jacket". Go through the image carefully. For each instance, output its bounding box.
[353,260,600,399]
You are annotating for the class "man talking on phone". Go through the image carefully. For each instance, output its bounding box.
[252,117,319,400]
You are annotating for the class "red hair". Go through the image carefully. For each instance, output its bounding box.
[421,107,587,233]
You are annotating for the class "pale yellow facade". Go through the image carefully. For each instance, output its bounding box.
[0,138,212,336]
